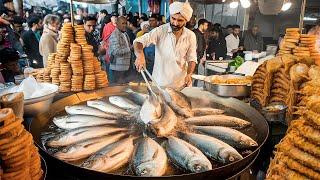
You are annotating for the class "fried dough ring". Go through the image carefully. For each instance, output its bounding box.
[1,144,29,160]
[2,170,28,180]
[0,119,23,135]
[0,133,32,156]
[0,130,29,150]
[0,108,14,123]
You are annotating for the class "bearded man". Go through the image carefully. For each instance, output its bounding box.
[134,0,197,90]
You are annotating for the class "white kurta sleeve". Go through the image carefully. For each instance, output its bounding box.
[186,32,197,63]
[133,27,161,48]
[225,35,233,54]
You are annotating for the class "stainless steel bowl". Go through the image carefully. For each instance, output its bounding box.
[204,82,251,97]
[24,91,57,117]
[261,103,288,124]
[203,75,251,97]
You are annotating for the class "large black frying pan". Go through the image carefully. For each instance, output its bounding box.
[29,86,269,180]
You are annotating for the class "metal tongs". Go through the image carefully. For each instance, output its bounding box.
[140,67,170,100]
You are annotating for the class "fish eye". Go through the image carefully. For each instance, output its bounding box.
[194,164,203,172]
[141,169,149,175]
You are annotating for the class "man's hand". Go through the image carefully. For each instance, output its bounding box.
[231,49,238,53]
[185,74,192,87]
[135,56,146,72]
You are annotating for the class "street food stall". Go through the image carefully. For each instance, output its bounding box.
[1,0,320,180]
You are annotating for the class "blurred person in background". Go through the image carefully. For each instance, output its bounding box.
[149,14,158,30]
[136,21,149,38]
[193,19,208,69]
[108,16,131,84]
[39,14,61,67]
[98,9,110,36]
[11,16,25,54]
[225,25,233,37]
[101,12,118,83]
[207,28,227,60]
[225,24,243,58]
[186,15,196,30]
[83,15,100,57]
[21,16,43,68]
[243,25,264,52]
[0,47,21,82]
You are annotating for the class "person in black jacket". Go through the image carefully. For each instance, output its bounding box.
[193,19,208,74]
[207,28,227,60]
[21,16,43,68]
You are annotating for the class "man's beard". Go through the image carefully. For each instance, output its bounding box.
[170,23,184,32]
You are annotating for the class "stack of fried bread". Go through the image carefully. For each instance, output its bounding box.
[35,23,109,92]
[279,28,300,55]
[0,108,43,180]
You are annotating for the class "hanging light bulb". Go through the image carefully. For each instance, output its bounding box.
[222,0,226,2]
[240,0,251,8]
[281,0,292,11]
[230,1,239,9]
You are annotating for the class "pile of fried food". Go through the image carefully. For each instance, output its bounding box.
[35,23,108,93]
[210,75,252,85]
[279,28,319,65]
[0,108,43,180]
[266,71,320,179]
[251,53,315,122]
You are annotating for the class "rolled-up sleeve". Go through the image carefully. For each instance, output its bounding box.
[133,27,161,48]
[186,32,197,63]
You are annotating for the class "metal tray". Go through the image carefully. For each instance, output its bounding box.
[202,75,251,97]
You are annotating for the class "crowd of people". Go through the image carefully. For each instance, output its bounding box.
[0,0,269,85]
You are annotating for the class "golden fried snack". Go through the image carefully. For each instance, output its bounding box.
[290,119,320,145]
[267,163,309,180]
[0,118,23,135]
[2,169,28,180]
[286,130,320,157]
[305,110,320,126]
[274,153,320,179]
[0,108,15,126]
[276,138,320,171]
[0,133,32,157]
[269,96,286,104]
[0,130,29,150]
[1,145,29,160]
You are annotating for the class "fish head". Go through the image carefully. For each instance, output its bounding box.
[187,157,212,173]
[53,115,70,123]
[140,93,162,124]
[218,148,243,163]
[240,136,258,147]
[136,161,159,176]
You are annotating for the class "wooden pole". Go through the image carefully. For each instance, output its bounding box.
[70,0,75,26]
[299,0,307,33]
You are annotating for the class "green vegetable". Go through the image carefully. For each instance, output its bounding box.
[229,56,244,70]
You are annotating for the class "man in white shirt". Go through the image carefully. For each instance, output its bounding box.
[134,1,197,90]
[225,25,243,57]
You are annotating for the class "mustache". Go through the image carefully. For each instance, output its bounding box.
[170,24,184,31]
